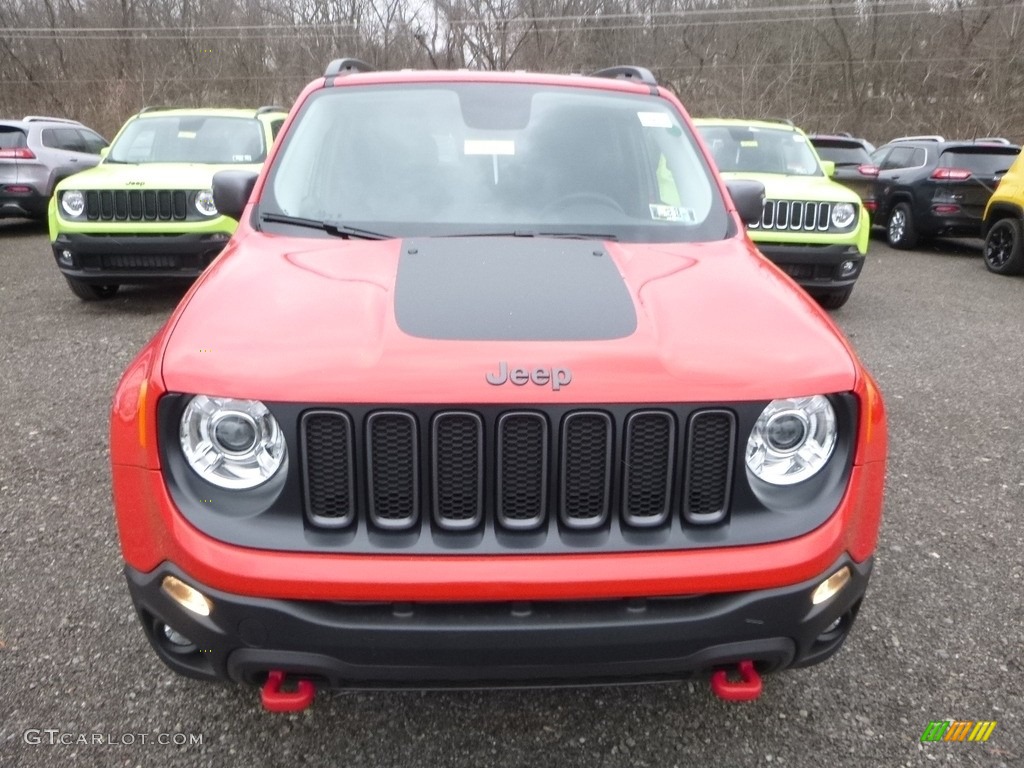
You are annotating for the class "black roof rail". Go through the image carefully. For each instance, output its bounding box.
[22,115,82,125]
[324,58,374,77]
[590,65,658,87]
[138,106,174,114]
[256,105,288,116]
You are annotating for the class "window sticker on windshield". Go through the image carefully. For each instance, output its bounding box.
[464,139,515,156]
[637,111,673,129]
[232,154,253,162]
[740,140,759,148]
[177,131,196,139]
[650,204,696,222]
[793,135,806,143]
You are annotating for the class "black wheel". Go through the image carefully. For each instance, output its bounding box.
[983,218,1024,276]
[886,202,918,249]
[65,276,119,301]
[814,286,854,310]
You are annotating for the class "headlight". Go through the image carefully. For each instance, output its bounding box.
[830,203,856,229]
[195,189,218,217]
[179,396,286,489]
[61,190,85,218]
[745,396,837,485]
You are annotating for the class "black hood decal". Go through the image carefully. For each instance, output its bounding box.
[394,237,637,341]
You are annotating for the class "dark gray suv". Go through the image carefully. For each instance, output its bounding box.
[0,116,107,221]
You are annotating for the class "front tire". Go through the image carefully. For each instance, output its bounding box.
[886,202,918,249]
[65,276,119,301]
[983,218,1024,275]
[814,286,854,310]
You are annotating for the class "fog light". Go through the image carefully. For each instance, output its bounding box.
[161,575,213,616]
[162,623,194,647]
[822,616,843,633]
[811,566,851,605]
[59,250,73,266]
[839,260,857,277]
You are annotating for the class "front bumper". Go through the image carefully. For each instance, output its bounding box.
[127,555,872,689]
[755,243,865,292]
[51,231,231,284]
[0,187,47,219]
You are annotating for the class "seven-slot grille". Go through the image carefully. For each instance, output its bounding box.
[749,199,833,232]
[301,407,736,536]
[85,189,190,221]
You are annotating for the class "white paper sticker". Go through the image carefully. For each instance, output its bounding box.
[464,139,516,156]
[650,204,696,222]
[637,111,673,129]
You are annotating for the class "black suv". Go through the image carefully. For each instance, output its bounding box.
[871,136,1020,249]
[809,134,878,221]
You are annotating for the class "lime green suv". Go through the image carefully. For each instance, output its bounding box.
[695,119,869,309]
[981,151,1024,276]
[49,107,287,300]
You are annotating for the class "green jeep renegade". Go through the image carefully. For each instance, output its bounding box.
[695,118,869,309]
[49,106,287,300]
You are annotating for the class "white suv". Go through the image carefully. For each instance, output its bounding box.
[0,116,107,221]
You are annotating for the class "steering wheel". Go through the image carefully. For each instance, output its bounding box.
[542,192,626,216]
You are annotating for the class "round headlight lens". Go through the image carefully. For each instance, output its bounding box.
[831,202,856,229]
[179,396,286,489]
[195,189,218,217]
[746,396,837,485]
[61,190,85,218]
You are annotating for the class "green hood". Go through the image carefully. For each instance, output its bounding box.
[720,172,862,205]
[57,161,261,192]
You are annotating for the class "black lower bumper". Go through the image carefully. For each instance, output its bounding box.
[52,231,230,284]
[756,243,865,293]
[0,190,47,219]
[126,556,872,690]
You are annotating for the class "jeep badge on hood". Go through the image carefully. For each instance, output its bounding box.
[486,362,572,390]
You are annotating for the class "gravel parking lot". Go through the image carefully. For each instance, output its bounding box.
[1,218,1020,768]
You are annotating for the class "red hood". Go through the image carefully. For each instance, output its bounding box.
[159,232,857,403]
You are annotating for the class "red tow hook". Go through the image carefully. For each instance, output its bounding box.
[709,660,763,702]
[260,670,316,712]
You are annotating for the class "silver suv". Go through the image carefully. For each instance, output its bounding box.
[0,116,107,221]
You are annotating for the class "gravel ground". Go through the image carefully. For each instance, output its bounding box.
[0,219,1020,767]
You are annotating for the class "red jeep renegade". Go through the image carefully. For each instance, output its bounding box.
[110,60,886,710]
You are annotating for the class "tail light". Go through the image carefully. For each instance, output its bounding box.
[856,164,879,177]
[0,148,35,160]
[930,167,972,181]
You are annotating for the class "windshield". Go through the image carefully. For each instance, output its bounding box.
[698,125,823,176]
[109,116,265,164]
[261,83,729,242]
[812,142,872,166]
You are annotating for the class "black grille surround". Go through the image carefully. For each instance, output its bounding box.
[84,189,208,222]
[157,396,858,555]
[748,199,845,233]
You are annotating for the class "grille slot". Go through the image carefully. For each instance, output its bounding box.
[432,412,484,530]
[496,412,549,530]
[301,411,355,527]
[751,199,832,232]
[100,254,179,270]
[366,411,419,529]
[560,411,613,529]
[85,189,190,221]
[621,411,675,527]
[683,410,736,524]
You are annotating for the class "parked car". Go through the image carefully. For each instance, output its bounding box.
[49,106,287,300]
[808,133,879,220]
[0,116,107,221]
[981,150,1024,275]
[110,60,887,710]
[696,118,870,309]
[871,136,1020,249]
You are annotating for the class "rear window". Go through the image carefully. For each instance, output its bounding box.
[0,128,28,150]
[940,148,1019,175]
[811,141,871,166]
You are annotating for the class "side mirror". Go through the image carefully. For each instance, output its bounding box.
[213,170,259,221]
[819,160,835,177]
[99,147,109,159]
[725,180,765,226]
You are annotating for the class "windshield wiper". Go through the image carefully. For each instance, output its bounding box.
[260,212,389,240]
[443,230,619,241]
